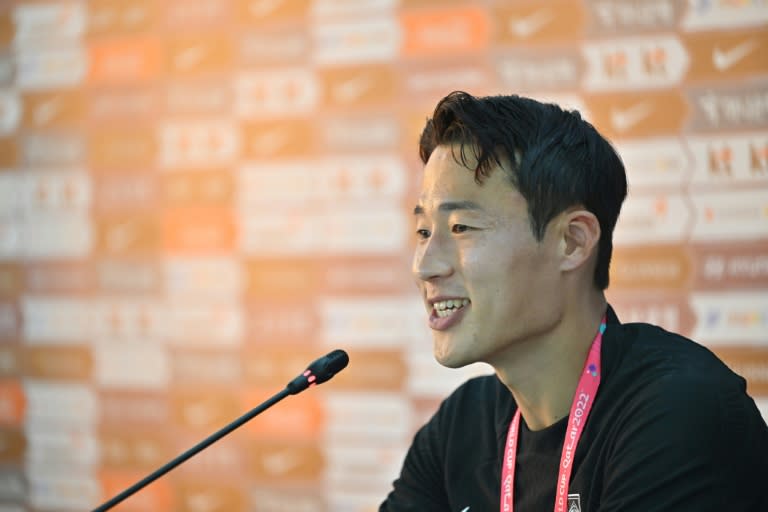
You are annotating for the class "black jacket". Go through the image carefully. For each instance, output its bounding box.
[381,307,768,511]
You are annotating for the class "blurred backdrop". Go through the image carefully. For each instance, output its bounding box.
[0,0,766,510]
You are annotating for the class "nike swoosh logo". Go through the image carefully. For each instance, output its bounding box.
[509,9,553,38]
[712,40,758,71]
[610,102,653,132]
[460,507,470,512]
[333,74,373,103]
[174,45,207,71]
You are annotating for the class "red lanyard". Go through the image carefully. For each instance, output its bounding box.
[500,318,606,512]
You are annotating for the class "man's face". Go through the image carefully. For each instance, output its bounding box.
[412,145,564,368]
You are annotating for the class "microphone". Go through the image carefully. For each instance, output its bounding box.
[286,349,349,394]
[92,349,349,512]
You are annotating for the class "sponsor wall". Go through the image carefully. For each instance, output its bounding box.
[0,0,766,510]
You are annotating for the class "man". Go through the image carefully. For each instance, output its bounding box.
[380,91,768,511]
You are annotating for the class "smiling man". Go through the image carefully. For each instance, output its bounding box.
[379,91,768,511]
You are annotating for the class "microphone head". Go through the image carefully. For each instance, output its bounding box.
[308,349,349,385]
[286,349,349,394]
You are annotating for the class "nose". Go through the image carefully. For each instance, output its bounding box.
[412,234,453,282]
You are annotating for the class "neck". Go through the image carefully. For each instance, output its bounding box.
[495,293,607,431]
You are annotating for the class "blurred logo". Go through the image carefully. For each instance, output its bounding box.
[94,342,168,390]
[611,246,690,290]
[21,345,93,380]
[164,300,242,345]
[172,391,241,430]
[0,90,20,134]
[88,87,156,120]
[164,256,242,297]
[159,120,239,168]
[609,295,694,336]
[171,349,241,385]
[15,169,91,213]
[242,119,314,158]
[684,29,768,80]
[323,116,399,151]
[239,31,308,65]
[88,0,154,35]
[690,86,768,132]
[88,37,162,84]
[245,301,318,344]
[682,0,768,30]
[497,52,580,93]
[495,2,584,44]
[320,296,423,347]
[321,64,396,107]
[99,391,169,427]
[583,36,687,90]
[89,126,157,169]
[585,90,687,138]
[612,193,689,246]
[94,173,156,212]
[22,297,92,343]
[165,82,231,115]
[691,190,768,241]
[695,241,768,290]
[22,90,84,128]
[234,69,318,118]
[95,215,159,256]
[691,291,768,344]
[21,132,85,166]
[97,258,159,294]
[688,134,768,185]
[614,137,689,189]
[100,429,172,469]
[312,18,399,64]
[161,170,233,205]
[162,207,236,253]
[588,0,680,34]
[249,441,323,479]
[14,213,92,259]
[165,0,230,28]
[240,208,407,255]
[166,35,233,76]
[25,261,94,294]
[12,2,85,42]
[23,380,96,428]
[401,5,489,56]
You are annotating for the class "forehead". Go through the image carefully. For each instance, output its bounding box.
[417,145,523,212]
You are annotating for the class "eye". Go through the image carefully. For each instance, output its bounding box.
[416,228,431,240]
[451,224,470,234]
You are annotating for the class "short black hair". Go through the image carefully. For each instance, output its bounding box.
[418,91,627,290]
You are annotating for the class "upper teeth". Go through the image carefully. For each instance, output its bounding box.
[434,299,469,311]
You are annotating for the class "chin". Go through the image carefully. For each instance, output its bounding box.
[433,339,473,369]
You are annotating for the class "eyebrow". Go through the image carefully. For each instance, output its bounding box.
[413,200,484,215]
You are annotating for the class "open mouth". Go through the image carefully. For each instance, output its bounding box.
[433,298,470,318]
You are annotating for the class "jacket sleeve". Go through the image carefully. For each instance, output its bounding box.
[379,402,451,511]
[597,373,768,511]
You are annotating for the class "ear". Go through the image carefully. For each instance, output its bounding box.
[559,209,601,273]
